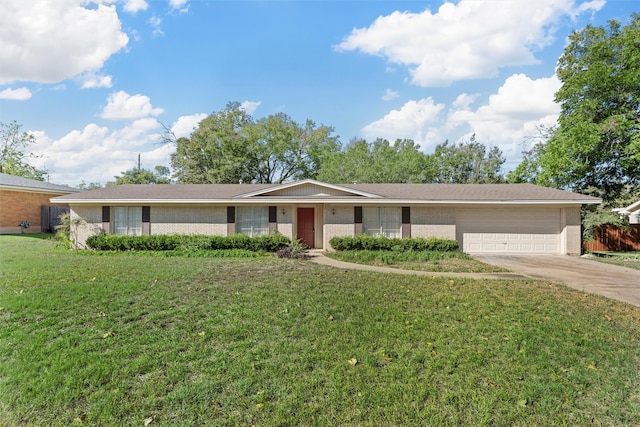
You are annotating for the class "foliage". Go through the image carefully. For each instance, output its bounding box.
[107,165,171,186]
[77,181,103,190]
[2,235,640,426]
[317,138,426,183]
[424,135,506,183]
[275,239,309,259]
[512,15,640,202]
[329,235,459,252]
[170,102,339,184]
[85,233,291,252]
[0,121,46,180]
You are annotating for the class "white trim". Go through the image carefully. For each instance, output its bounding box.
[235,179,383,199]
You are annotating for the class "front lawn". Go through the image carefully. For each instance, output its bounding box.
[325,249,508,273]
[588,252,640,271]
[1,235,639,426]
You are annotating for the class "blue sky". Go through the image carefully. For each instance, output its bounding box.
[0,0,636,186]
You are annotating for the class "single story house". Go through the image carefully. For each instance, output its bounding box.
[51,179,601,254]
[0,172,80,234]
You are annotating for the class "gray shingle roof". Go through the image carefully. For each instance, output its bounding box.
[0,173,80,194]
[51,180,601,204]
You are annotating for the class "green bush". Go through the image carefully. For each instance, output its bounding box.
[329,235,459,252]
[86,233,291,252]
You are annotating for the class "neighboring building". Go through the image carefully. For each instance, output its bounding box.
[613,199,640,224]
[52,179,601,254]
[0,173,80,234]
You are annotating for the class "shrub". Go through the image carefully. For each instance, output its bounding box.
[276,239,309,259]
[329,235,459,252]
[86,233,291,252]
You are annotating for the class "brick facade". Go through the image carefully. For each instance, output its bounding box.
[0,189,70,234]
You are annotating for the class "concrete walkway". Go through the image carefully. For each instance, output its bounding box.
[307,251,640,308]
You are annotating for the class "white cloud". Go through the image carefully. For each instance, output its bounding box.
[148,16,164,37]
[362,73,562,163]
[101,91,164,120]
[337,0,602,87]
[382,89,399,101]
[30,120,172,185]
[80,73,113,89]
[361,98,445,142]
[0,87,32,100]
[169,0,189,13]
[124,0,148,13]
[0,0,128,85]
[171,113,208,138]
[240,100,262,115]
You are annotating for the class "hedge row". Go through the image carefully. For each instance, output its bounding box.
[86,233,291,252]
[329,235,459,252]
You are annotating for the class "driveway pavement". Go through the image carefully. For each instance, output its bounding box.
[474,254,640,307]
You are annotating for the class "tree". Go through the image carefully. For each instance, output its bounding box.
[171,102,253,184]
[520,15,640,202]
[317,138,426,183]
[170,103,339,184]
[424,136,505,183]
[0,121,46,180]
[107,165,171,186]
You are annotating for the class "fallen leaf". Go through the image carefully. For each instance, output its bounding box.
[517,398,528,408]
[143,416,153,426]
[197,331,205,337]
[102,331,114,338]
[348,358,358,366]
[605,314,612,321]
[256,403,264,409]
[588,364,597,370]
[327,314,334,321]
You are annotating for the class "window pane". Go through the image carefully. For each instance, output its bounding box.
[112,206,142,236]
[237,206,268,237]
[363,207,401,238]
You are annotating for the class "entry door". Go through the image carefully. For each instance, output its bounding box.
[297,208,315,248]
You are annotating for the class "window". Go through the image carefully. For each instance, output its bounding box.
[237,206,269,237]
[112,206,142,236]
[363,207,401,238]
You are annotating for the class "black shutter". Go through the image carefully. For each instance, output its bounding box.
[142,206,151,223]
[227,206,235,223]
[402,207,410,224]
[354,206,363,224]
[269,206,277,223]
[102,206,110,222]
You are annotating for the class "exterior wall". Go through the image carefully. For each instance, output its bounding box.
[0,188,69,234]
[561,206,582,255]
[151,206,227,235]
[70,205,103,249]
[410,207,456,240]
[323,205,355,250]
[277,206,293,240]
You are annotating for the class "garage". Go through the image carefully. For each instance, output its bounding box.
[457,208,561,254]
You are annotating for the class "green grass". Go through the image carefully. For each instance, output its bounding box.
[1,235,640,426]
[589,252,640,271]
[325,249,509,273]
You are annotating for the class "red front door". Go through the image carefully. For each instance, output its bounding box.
[297,208,315,248]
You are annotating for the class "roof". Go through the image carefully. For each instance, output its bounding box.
[0,173,80,194]
[51,179,601,205]
[615,199,640,214]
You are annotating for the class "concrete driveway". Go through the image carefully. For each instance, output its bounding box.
[474,254,640,307]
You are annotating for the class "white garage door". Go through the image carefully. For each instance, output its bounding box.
[457,208,561,254]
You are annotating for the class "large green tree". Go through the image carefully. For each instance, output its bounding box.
[317,138,426,183]
[424,136,505,183]
[0,121,46,180]
[170,103,339,183]
[515,15,640,202]
[107,166,171,186]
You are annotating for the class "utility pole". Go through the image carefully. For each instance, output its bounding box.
[137,153,141,171]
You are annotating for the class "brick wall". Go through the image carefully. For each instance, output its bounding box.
[0,189,69,234]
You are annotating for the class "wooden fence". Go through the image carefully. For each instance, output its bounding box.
[40,206,69,233]
[583,224,640,252]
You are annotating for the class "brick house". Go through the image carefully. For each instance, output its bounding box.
[52,179,600,255]
[0,173,80,234]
